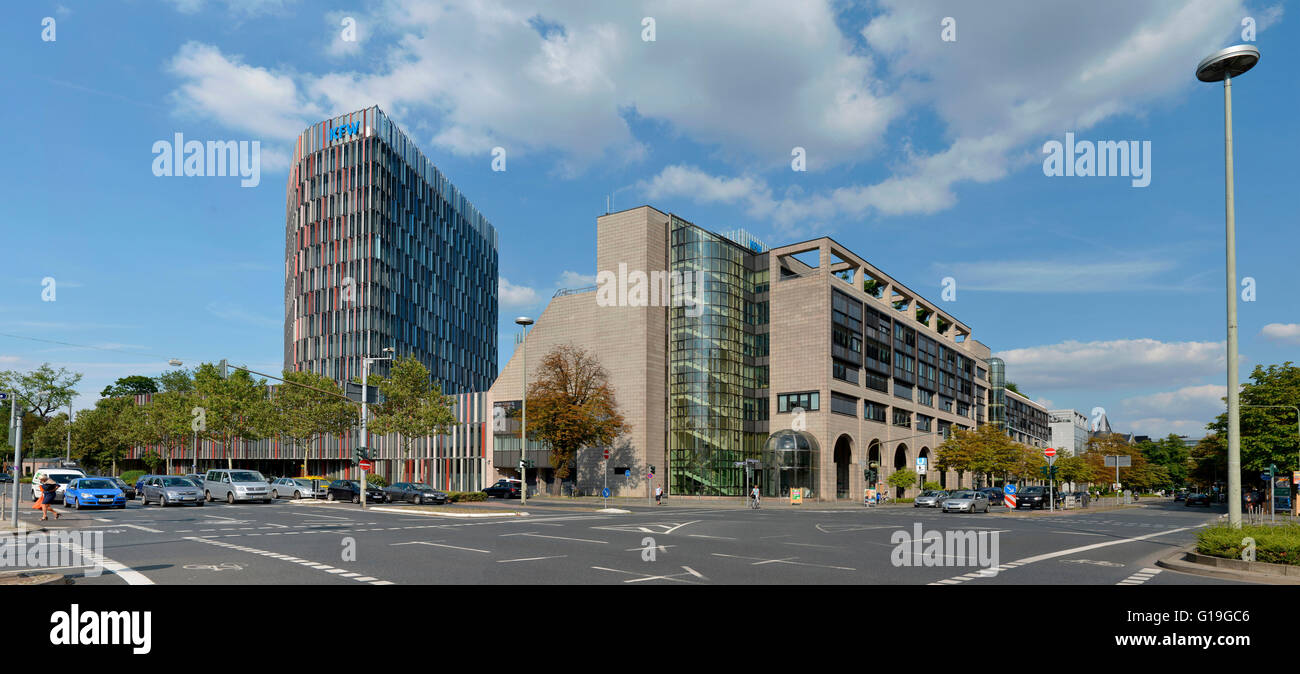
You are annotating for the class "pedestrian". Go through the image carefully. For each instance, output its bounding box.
[655,483,663,506]
[34,476,61,521]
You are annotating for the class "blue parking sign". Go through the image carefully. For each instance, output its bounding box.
[624,469,631,477]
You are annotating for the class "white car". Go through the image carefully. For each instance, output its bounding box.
[30,468,86,502]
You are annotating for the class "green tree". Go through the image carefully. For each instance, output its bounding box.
[2,364,82,459]
[273,370,358,476]
[1138,434,1190,487]
[72,397,136,475]
[888,468,918,496]
[1206,362,1300,474]
[369,356,457,484]
[100,375,159,398]
[935,427,979,488]
[524,345,628,493]
[195,363,275,470]
[1190,434,1226,489]
[32,412,71,458]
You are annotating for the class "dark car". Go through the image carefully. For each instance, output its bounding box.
[326,479,387,504]
[1015,486,1053,509]
[977,488,1004,505]
[0,472,11,483]
[1174,491,1187,501]
[383,482,449,505]
[1185,493,1212,506]
[483,479,522,499]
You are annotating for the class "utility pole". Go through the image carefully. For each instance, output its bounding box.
[10,409,23,530]
[515,317,533,505]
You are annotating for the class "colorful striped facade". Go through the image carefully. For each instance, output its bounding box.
[125,391,489,492]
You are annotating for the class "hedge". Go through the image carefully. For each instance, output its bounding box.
[448,491,487,503]
[1196,524,1300,566]
[363,474,387,488]
[896,497,915,503]
[120,470,147,485]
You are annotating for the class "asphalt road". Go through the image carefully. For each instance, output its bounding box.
[0,495,1248,585]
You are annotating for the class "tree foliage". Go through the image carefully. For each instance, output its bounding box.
[195,363,275,469]
[935,423,1024,487]
[1082,434,1168,491]
[1206,361,1300,473]
[887,468,918,491]
[274,369,358,475]
[101,375,159,398]
[525,345,628,484]
[369,356,457,481]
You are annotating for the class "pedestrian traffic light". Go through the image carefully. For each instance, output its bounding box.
[522,459,535,468]
[355,447,369,461]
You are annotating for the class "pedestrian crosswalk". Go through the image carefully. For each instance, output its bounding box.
[1117,567,1163,585]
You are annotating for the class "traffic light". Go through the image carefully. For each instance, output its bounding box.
[355,447,370,462]
[521,459,535,469]
[649,465,656,475]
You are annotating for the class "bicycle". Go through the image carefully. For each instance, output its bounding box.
[749,495,760,509]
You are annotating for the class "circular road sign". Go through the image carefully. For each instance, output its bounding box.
[602,487,610,498]
[1004,484,1017,495]
[1044,448,1057,458]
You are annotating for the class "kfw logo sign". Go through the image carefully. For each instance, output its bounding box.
[329,121,361,142]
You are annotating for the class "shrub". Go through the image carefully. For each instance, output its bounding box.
[922,481,944,491]
[448,491,487,503]
[896,497,915,503]
[20,476,32,484]
[120,470,147,485]
[363,474,387,488]
[1196,524,1300,566]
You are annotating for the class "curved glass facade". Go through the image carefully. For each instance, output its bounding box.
[668,216,768,496]
[761,429,819,498]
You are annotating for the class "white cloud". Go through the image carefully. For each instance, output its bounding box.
[326,11,367,58]
[498,278,540,308]
[996,338,1229,391]
[1261,323,1300,345]
[1122,417,1211,437]
[165,0,294,16]
[1120,384,1225,421]
[557,271,597,288]
[167,42,322,141]
[935,259,1189,293]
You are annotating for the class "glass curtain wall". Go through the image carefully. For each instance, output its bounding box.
[668,216,768,496]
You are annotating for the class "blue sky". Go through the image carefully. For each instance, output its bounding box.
[2,0,1296,438]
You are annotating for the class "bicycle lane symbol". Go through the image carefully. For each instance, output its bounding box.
[183,562,244,572]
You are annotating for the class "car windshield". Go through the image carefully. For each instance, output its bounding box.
[412,483,436,491]
[162,477,194,487]
[48,474,76,484]
[230,472,264,482]
[78,479,115,489]
[1023,487,1045,494]
[293,479,316,487]
[920,491,945,497]
[949,491,976,499]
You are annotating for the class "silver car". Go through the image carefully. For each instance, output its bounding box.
[942,489,990,513]
[914,490,949,508]
[141,476,205,507]
[270,477,327,499]
[203,469,273,504]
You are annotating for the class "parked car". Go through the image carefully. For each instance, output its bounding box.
[483,478,522,499]
[914,490,949,508]
[0,472,12,483]
[141,475,205,507]
[977,487,1004,505]
[91,476,135,500]
[1174,491,1187,501]
[384,482,449,505]
[31,468,86,501]
[203,469,273,504]
[135,474,162,497]
[1015,486,1052,509]
[1185,493,1212,506]
[62,477,126,510]
[270,477,327,499]
[942,490,990,513]
[185,474,206,486]
[326,479,387,503]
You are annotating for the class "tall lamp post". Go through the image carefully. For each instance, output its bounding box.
[360,347,395,510]
[1196,44,1261,529]
[515,317,534,505]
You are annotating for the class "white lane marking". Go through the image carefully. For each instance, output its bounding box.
[1117,567,1163,585]
[500,532,608,544]
[591,566,699,584]
[781,541,836,549]
[65,538,153,585]
[93,517,112,522]
[681,566,705,579]
[390,541,490,553]
[711,553,855,571]
[497,556,568,563]
[283,511,352,520]
[184,537,391,584]
[688,534,736,540]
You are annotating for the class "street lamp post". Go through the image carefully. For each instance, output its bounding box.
[1197,44,1260,529]
[360,347,395,510]
[515,317,533,505]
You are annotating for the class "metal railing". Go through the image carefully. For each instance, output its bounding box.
[553,285,598,298]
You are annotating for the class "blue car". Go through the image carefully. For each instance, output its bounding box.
[134,474,161,498]
[63,477,127,509]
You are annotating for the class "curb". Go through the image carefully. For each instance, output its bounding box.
[368,506,527,518]
[0,571,72,586]
[597,508,632,514]
[1156,545,1300,585]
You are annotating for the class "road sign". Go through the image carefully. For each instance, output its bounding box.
[1003,483,1016,508]
[915,457,927,473]
[359,459,372,471]
[1044,448,1056,458]
[603,449,609,460]
[602,487,610,498]
[0,392,7,399]
[1103,455,1132,467]
[1004,484,1016,495]
[625,469,631,478]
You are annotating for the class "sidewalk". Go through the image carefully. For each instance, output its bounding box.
[513,494,917,510]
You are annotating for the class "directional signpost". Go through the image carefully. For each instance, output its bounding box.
[1004,483,1017,509]
[1045,448,1057,512]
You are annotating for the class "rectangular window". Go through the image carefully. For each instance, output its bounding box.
[892,408,912,428]
[894,383,912,401]
[941,396,954,412]
[864,401,887,423]
[833,359,859,385]
[917,415,933,432]
[864,371,888,393]
[957,402,970,417]
[777,392,819,412]
[917,389,934,406]
[831,392,858,417]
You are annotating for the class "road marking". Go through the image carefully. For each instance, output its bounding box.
[390,541,490,553]
[184,536,392,584]
[498,555,568,563]
[501,532,608,544]
[623,544,676,552]
[1118,567,1163,585]
[591,566,701,584]
[284,511,352,520]
[781,541,837,549]
[682,566,705,579]
[64,537,153,585]
[711,553,855,571]
[688,534,736,540]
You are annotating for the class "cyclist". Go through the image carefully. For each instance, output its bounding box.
[750,484,760,509]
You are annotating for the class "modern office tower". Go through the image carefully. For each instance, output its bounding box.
[284,106,498,394]
[1050,409,1091,456]
[487,206,998,501]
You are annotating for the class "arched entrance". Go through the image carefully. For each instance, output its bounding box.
[918,447,931,489]
[866,440,882,494]
[833,435,853,499]
[893,444,909,498]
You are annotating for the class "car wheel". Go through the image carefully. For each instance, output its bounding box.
[196,501,205,507]
[414,495,422,505]
[352,495,360,504]
[293,491,301,499]
[327,492,335,502]
[161,494,169,508]
[204,490,212,503]
[74,498,82,510]
[226,492,235,505]
[984,503,990,513]
[117,503,126,509]
[263,497,272,504]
